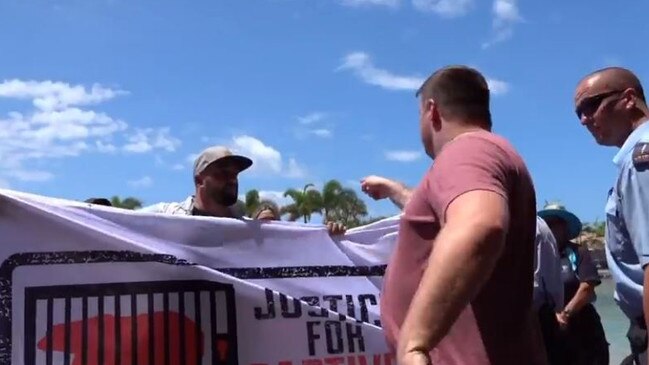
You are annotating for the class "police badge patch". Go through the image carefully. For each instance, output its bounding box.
[632,142,649,170]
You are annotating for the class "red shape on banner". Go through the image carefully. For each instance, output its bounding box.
[36,311,217,365]
[217,338,229,361]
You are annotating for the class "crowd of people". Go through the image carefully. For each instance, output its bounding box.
[82,65,649,365]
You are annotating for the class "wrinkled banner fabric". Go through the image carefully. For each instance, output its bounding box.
[0,189,400,365]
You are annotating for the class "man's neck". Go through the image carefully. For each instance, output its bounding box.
[617,116,649,148]
[433,124,487,157]
[193,196,232,217]
[631,116,649,132]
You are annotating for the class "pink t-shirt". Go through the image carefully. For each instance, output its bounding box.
[381,131,546,364]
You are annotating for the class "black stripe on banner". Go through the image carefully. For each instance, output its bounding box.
[215,264,387,279]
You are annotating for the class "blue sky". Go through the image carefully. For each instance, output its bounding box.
[0,0,648,223]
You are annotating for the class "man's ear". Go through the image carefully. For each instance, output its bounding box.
[429,99,442,131]
[194,174,202,186]
[624,88,639,110]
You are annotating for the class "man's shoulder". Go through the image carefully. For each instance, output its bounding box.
[632,141,649,171]
[445,131,521,160]
[536,217,557,245]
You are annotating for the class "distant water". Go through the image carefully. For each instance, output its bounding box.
[594,275,628,364]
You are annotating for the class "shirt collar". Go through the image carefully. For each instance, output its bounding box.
[613,121,649,166]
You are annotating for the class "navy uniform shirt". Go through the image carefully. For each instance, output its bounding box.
[606,121,649,321]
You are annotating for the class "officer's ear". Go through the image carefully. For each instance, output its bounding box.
[622,88,640,110]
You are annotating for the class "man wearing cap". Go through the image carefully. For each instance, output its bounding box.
[539,203,608,364]
[141,146,347,235]
[575,67,649,364]
[141,146,252,217]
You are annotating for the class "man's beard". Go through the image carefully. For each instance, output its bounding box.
[210,184,238,207]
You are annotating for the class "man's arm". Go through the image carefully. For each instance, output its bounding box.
[397,189,509,357]
[621,149,649,358]
[360,175,412,210]
[560,247,599,320]
[387,181,412,210]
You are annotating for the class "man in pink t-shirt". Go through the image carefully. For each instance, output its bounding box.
[381,66,546,365]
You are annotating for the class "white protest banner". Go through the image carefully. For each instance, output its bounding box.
[0,189,400,365]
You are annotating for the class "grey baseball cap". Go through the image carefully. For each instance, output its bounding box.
[192,146,253,176]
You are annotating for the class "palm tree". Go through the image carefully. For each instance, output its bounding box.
[110,196,143,210]
[327,188,368,227]
[244,189,261,216]
[321,179,344,222]
[281,183,323,223]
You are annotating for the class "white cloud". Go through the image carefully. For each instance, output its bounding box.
[338,52,423,91]
[339,52,510,95]
[341,0,400,7]
[311,129,332,138]
[123,127,181,153]
[482,0,522,49]
[0,79,127,111]
[95,140,117,153]
[231,135,282,173]
[297,112,327,125]
[286,158,307,178]
[412,0,474,17]
[154,155,186,172]
[487,77,510,95]
[128,176,153,188]
[385,150,422,162]
[215,135,308,179]
[295,112,334,139]
[7,170,54,182]
[186,153,199,165]
[0,79,180,185]
[258,190,294,206]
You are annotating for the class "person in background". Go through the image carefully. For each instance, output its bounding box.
[534,215,567,365]
[253,203,281,221]
[140,145,346,235]
[539,203,608,364]
[361,174,565,363]
[574,67,649,365]
[252,202,346,234]
[141,146,251,217]
[380,65,545,365]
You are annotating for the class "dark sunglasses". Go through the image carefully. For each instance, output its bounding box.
[575,90,623,119]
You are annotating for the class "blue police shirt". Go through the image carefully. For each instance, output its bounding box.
[606,121,649,321]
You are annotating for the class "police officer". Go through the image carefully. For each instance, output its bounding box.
[574,67,649,364]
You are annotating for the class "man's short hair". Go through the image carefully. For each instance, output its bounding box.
[586,67,646,103]
[416,65,492,128]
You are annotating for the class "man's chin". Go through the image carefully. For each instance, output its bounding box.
[222,196,239,207]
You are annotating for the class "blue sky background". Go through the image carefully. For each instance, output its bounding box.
[0,0,648,223]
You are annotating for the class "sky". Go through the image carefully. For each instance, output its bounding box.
[0,0,648,223]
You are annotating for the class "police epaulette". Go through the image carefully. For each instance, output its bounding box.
[632,142,649,170]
